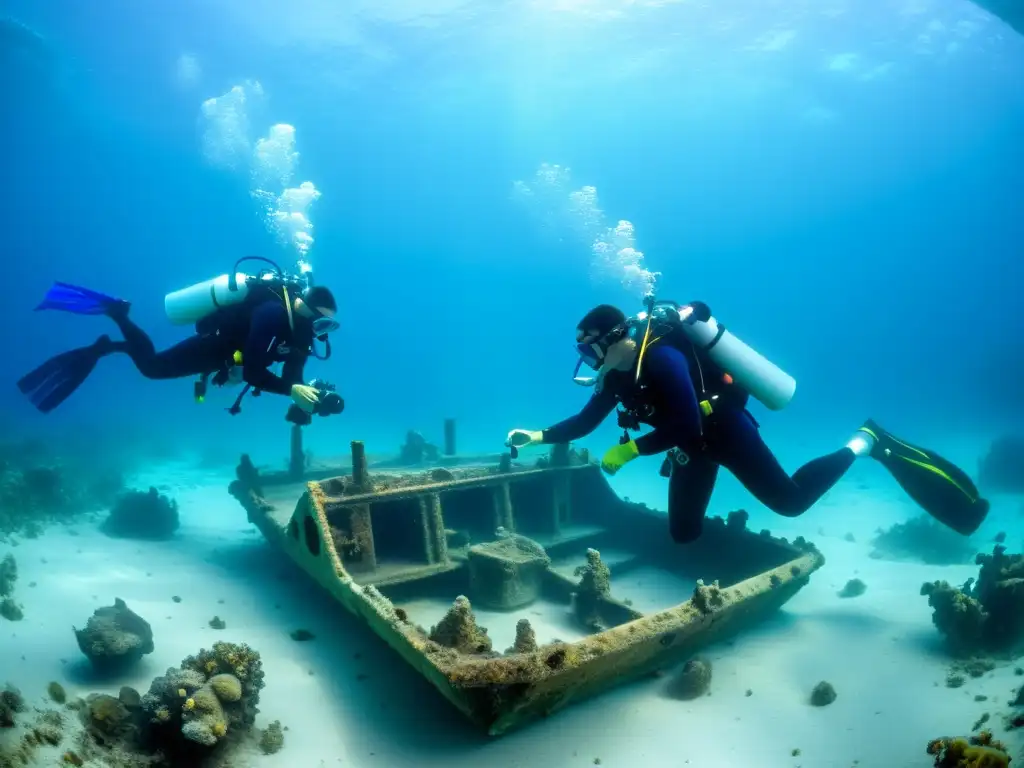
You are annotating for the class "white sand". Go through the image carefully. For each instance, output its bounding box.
[2,457,1023,768]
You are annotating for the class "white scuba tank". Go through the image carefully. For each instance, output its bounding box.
[676,307,796,411]
[164,273,252,326]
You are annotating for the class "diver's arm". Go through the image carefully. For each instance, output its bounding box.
[281,352,308,387]
[541,387,618,444]
[632,344,703,456]
[242,303,293,396]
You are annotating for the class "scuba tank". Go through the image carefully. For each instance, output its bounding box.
[164,255,309,326]
[638,299,797,411]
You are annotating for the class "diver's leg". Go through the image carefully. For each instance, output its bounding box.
[99,301,227,379]
[712,410,856,517]
[667,454,720,543]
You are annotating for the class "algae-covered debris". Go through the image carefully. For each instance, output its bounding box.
[838,578,866,598]
[470,533,550,610]
[429,595,492,654]
[692,579,726,614]
[667,658,711,700]
[573,549,611,629]
[505,619,537,655]
[810,681,836,706]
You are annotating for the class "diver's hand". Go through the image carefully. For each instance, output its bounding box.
[290,384,320,413]
[506,429,543,449]
[601,440,640,476]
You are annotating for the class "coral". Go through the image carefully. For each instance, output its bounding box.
[921,545,1024,655]
[0,554,14,597]
[871,515,976,565]
[180,676,236,747]
[692,579,726,614]
[838,579,867,598]
[810,681,836,706]
[101,486,179,540]
[74,598,154,672]
[667,658,712,700]
[979,434,1024,494]
[927,735,1010,767]
[0,443,126,536]
[505,619,538,655]
[573,549,611,629]
[0,554,22,622]
[180,642,265,726]
[1,684,25,728]
[725,509,749,531]
[80,693,134,746]
[258,720,284,755]
[206,674,241,703]
[0,597,23,622]
[429,595,492,654]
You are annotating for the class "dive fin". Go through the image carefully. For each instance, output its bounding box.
[860,419,990,536]
[17,335,115,413]
[34,282,126,316]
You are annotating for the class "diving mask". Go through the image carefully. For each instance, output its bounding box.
[311,315,340,336]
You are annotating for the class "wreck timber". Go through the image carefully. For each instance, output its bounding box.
[229,429,825,736]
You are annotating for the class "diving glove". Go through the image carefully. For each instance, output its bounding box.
[506,429,543,449]
[290,383,321,413]
[601,440,640,475]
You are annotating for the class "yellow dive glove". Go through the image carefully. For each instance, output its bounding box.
[601,440,639,476]
[290,383,320,413]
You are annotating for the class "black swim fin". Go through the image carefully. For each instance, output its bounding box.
[858,419,990,536]
[17,335,116,413]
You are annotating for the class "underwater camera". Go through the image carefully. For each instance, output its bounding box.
[285,379,345,427]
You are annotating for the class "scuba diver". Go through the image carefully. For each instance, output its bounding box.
[506,299,990,543]
[18,256,345,421]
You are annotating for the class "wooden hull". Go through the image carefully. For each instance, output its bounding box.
[229,441,824,736]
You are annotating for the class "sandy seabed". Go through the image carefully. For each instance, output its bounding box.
[2,449,1023,768]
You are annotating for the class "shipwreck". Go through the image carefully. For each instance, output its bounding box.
[228,420,825,736]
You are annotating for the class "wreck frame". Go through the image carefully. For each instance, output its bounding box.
[229,421,825,736]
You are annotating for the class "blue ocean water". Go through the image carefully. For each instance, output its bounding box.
[2,2,1024,764]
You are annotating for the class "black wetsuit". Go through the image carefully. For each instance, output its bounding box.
[542,334,856,543]
[106,299,313,395]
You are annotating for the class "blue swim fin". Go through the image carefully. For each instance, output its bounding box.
[34,281,125,315]
[17,335,117,413]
